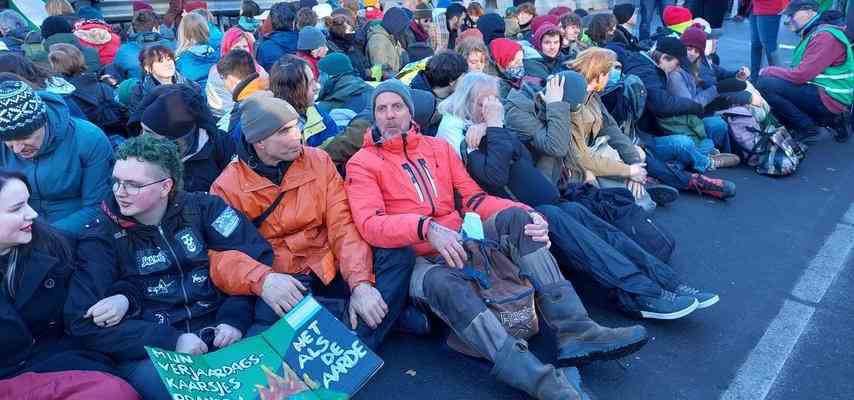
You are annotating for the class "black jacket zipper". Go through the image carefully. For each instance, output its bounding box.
[402,135,436,215]
[158,226,193,333]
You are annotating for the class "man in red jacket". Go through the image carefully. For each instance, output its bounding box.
[345,80,648,400]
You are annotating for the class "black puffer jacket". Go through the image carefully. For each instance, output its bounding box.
[66,192,273,361]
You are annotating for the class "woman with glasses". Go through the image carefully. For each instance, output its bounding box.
[0,169,140,398]
[65,134,274,400]
[269,55,340,148]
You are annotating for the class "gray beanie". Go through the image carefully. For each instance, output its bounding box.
[371,79,414,118]
[554,71,588,110]
[240,91,299,144]
[297,26,327,51]
[0,81,47,141]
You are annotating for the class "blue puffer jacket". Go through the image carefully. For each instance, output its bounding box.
[176,44,219,89]
[208,21,223,51]
[110,32,176,81]
[0,92,112,237]
[256,30,299,72]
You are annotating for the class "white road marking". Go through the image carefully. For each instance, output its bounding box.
[720,204,854,400]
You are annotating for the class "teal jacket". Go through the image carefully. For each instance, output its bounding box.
[0,92,113,237]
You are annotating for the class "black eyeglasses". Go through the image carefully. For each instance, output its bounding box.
[111,177,170,196]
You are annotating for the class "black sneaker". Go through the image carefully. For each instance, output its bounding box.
[392,304,432,336]
[635,290,698,320]
[673,284,720,309]
[645,183,679,206]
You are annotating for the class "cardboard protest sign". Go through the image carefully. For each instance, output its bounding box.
[146,295,383,400]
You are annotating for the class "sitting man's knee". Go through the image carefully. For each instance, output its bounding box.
[492,207,533,234]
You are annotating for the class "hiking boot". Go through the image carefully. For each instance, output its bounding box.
[673,284,720,309]
[491,337,582,400]
[688,174,736,200]
[710,153,741,169]
[537,281,648,366]
[392,304,432,336]
[559,367,593,400]
[645,183,679,206]
[634,290,699,320]
[830,113,851,143]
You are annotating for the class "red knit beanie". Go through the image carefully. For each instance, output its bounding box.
[530,15,558,37]
[132,1,153,12]
[533,23,562,51]
[548,6,572,18]
[662,5,692,27]
[489,38,522,69]
[183,1,208,13]
[680,25,707,53]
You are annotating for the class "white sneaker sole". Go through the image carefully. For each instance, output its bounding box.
[697,295,720,309]
[639,299,699,320]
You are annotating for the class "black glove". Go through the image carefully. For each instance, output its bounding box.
[717,78,747,93]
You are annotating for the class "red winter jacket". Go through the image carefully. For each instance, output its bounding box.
[345,126,529,256]
[752,0,789,16]
[74,20,121,65]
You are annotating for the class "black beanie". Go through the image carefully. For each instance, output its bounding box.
[41,16,73,39]
[477,13,506,45]
[656,36,687,60]
[140,85,201,139]
[382,7,411,35]
[613,4,636,25]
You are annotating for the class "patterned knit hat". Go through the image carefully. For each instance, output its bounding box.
[0,81,47,141]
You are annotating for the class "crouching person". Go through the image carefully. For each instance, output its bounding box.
[345,81,648,400]
[65,135,270,400]
[208,91,414,349]
[0,169,139,399]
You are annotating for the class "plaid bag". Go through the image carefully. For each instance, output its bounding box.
[751,125,806,176]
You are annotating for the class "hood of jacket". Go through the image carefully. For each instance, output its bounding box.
[233,73,268,102]
[318,74,373,104]
[34,91,74,158]
[801,10,845,37]
[360,122,424,154]
[182,44,219,61]
[73,21,115,45]
[266,30,299,52]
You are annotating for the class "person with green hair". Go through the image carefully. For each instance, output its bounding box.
[65,134,275,400]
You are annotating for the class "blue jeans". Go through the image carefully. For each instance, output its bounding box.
[756,76,837,134]
[647,134,712,172]
[644,151,693,190]
[639,0,671,40]
[749,15,782,77]
[702,115,732,153]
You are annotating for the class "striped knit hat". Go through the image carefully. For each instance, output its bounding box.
[0,81,47,141]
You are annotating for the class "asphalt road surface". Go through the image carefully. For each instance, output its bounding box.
[355,18,854,400]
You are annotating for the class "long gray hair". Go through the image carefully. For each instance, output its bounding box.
[437,72,499,123]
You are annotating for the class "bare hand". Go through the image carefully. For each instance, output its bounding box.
[481,96,504,127]
[261,273,308,316]
[626,179,645,200]
[212,324,243,348]
[85,294,129,328]
[176,333,208,355]
[348,283,388,330]
[427,221,467,268]
[736,66,750,80]
[541,74,565,104]
[100,74,118,86]
[466,123,487,150]
[628,163,647,183]
[525,212,550,248]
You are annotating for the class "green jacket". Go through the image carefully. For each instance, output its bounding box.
[792,25,854,107]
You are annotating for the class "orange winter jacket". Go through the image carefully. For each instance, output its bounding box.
[345,126,528,256]
[209,147,373,295]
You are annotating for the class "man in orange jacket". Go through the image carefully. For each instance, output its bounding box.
[345,80,648,400]
[208,91,414,349]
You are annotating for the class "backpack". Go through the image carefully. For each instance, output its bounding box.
[719,106,762,161]
[601,73,647,137]
[462,238,539,340]
[751,125,806,176]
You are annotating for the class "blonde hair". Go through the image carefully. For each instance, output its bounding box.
[45,0,74,16]
[48,43,86,76]
[176,12,210,55]
[567,47,617,83]
[454,36,489,63]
